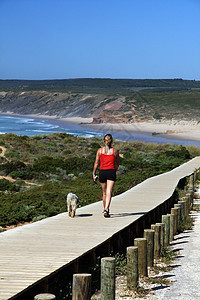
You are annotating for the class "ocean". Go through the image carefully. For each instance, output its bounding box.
[0,114,200,147]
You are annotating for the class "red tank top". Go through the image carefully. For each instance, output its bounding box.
[100,147,116,170]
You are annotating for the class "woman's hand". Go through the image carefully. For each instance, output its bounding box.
[93,173,98,181]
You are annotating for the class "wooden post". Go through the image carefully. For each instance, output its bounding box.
[127,246,138,289]
[151,224,161,259]
[134,238,147,277]
[180,200,186,217]
[182,197,189,215]
[167,213,175,242]
[189,174,194,191]
[161,215,170,246]
[178,201,184,219]
[185,193,191,209]
[174,205,181,230]
[171,208,178,234]
[186,192,193,209]
[34,294,56,300]
[101,257,115,300]
[143,229,154,267]
[72,274,91,300]
[156,223,165,248]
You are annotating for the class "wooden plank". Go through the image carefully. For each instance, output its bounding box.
[0,157,200,299]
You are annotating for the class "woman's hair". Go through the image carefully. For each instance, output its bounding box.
[104,134,113,147]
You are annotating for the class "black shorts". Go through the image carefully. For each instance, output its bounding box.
[99,169,116,183]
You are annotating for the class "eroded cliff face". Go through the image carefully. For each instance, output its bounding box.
[1,90,197,124]
[0,91,138,123]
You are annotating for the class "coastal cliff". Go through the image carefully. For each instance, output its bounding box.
[0,89,200,124]
[0,91,138,123]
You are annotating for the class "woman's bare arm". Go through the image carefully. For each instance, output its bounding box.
[93,149,100,180]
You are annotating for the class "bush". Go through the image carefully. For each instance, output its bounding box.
[0,161,27,175]
[0,179,20,192]
[32,215,47,222]
[33,156,65,172]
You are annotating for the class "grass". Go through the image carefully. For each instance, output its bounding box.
[160,247,177,264]
[193,204,200,211]
[115,253,127,275]
[178,215,194,232]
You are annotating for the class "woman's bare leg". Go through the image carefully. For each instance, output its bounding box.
[100,182,107,210]
[104,180,115,211]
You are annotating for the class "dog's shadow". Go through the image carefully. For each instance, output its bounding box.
[76,214,93,218]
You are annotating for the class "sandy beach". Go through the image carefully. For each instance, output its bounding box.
[86,120,200,142]
[54,116,200,143]
[1,111,200,142]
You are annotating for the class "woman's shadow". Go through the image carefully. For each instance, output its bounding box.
[110,212,147,218]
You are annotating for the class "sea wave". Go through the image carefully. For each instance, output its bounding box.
[44,124,60,129]
[26,129,58,133]
[16,118,35,123]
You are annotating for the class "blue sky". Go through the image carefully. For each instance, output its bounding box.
[0,0,199,80]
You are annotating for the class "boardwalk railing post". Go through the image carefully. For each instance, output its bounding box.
[167,213,175,242]
[182,197,189,215]
[174,204,181,230]
[72,273,91,300]
[189,174,194,191]
[151,224,161,258]
[34,294,56,300]
[180,199,187,217]
[171,208,178,234]
[134,238,148,276]
[178,201,185,219]
[127,246,138,289]
[186,192,193,209]
[144,229,154,267]
[185,194,191,211]
[156,223,165,249]
[101,257,115,300]
[161,215,170,246]
[189,189,193,208]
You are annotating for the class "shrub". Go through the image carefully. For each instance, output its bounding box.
[32,215,47,222]
[0,161,27,175]
[0,179,20,192]
[33,156,65,172]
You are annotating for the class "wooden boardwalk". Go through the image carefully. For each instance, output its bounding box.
[0,157,200,299]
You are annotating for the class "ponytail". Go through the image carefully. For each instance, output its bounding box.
[104,134,113,147]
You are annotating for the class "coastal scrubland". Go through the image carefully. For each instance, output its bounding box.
[0,132,199,228]
[1,78,200,94]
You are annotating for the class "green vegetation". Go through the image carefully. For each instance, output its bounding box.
[178,215,194,232]
[0,132,200,227]
[114,253,127,275]
[0,78,200,94]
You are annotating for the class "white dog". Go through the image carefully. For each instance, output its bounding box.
[67,193,79,217]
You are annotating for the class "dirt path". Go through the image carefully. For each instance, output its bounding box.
[0,146,7,159]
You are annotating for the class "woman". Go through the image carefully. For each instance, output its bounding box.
[93,134,120,217]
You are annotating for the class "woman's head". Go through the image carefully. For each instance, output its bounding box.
[104,134,113,147]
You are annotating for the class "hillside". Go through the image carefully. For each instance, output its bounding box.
[0,89,200,123]
[1,78,200,93]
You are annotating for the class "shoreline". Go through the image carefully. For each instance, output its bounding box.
[1,111,200,143]
[87,121,200,142]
